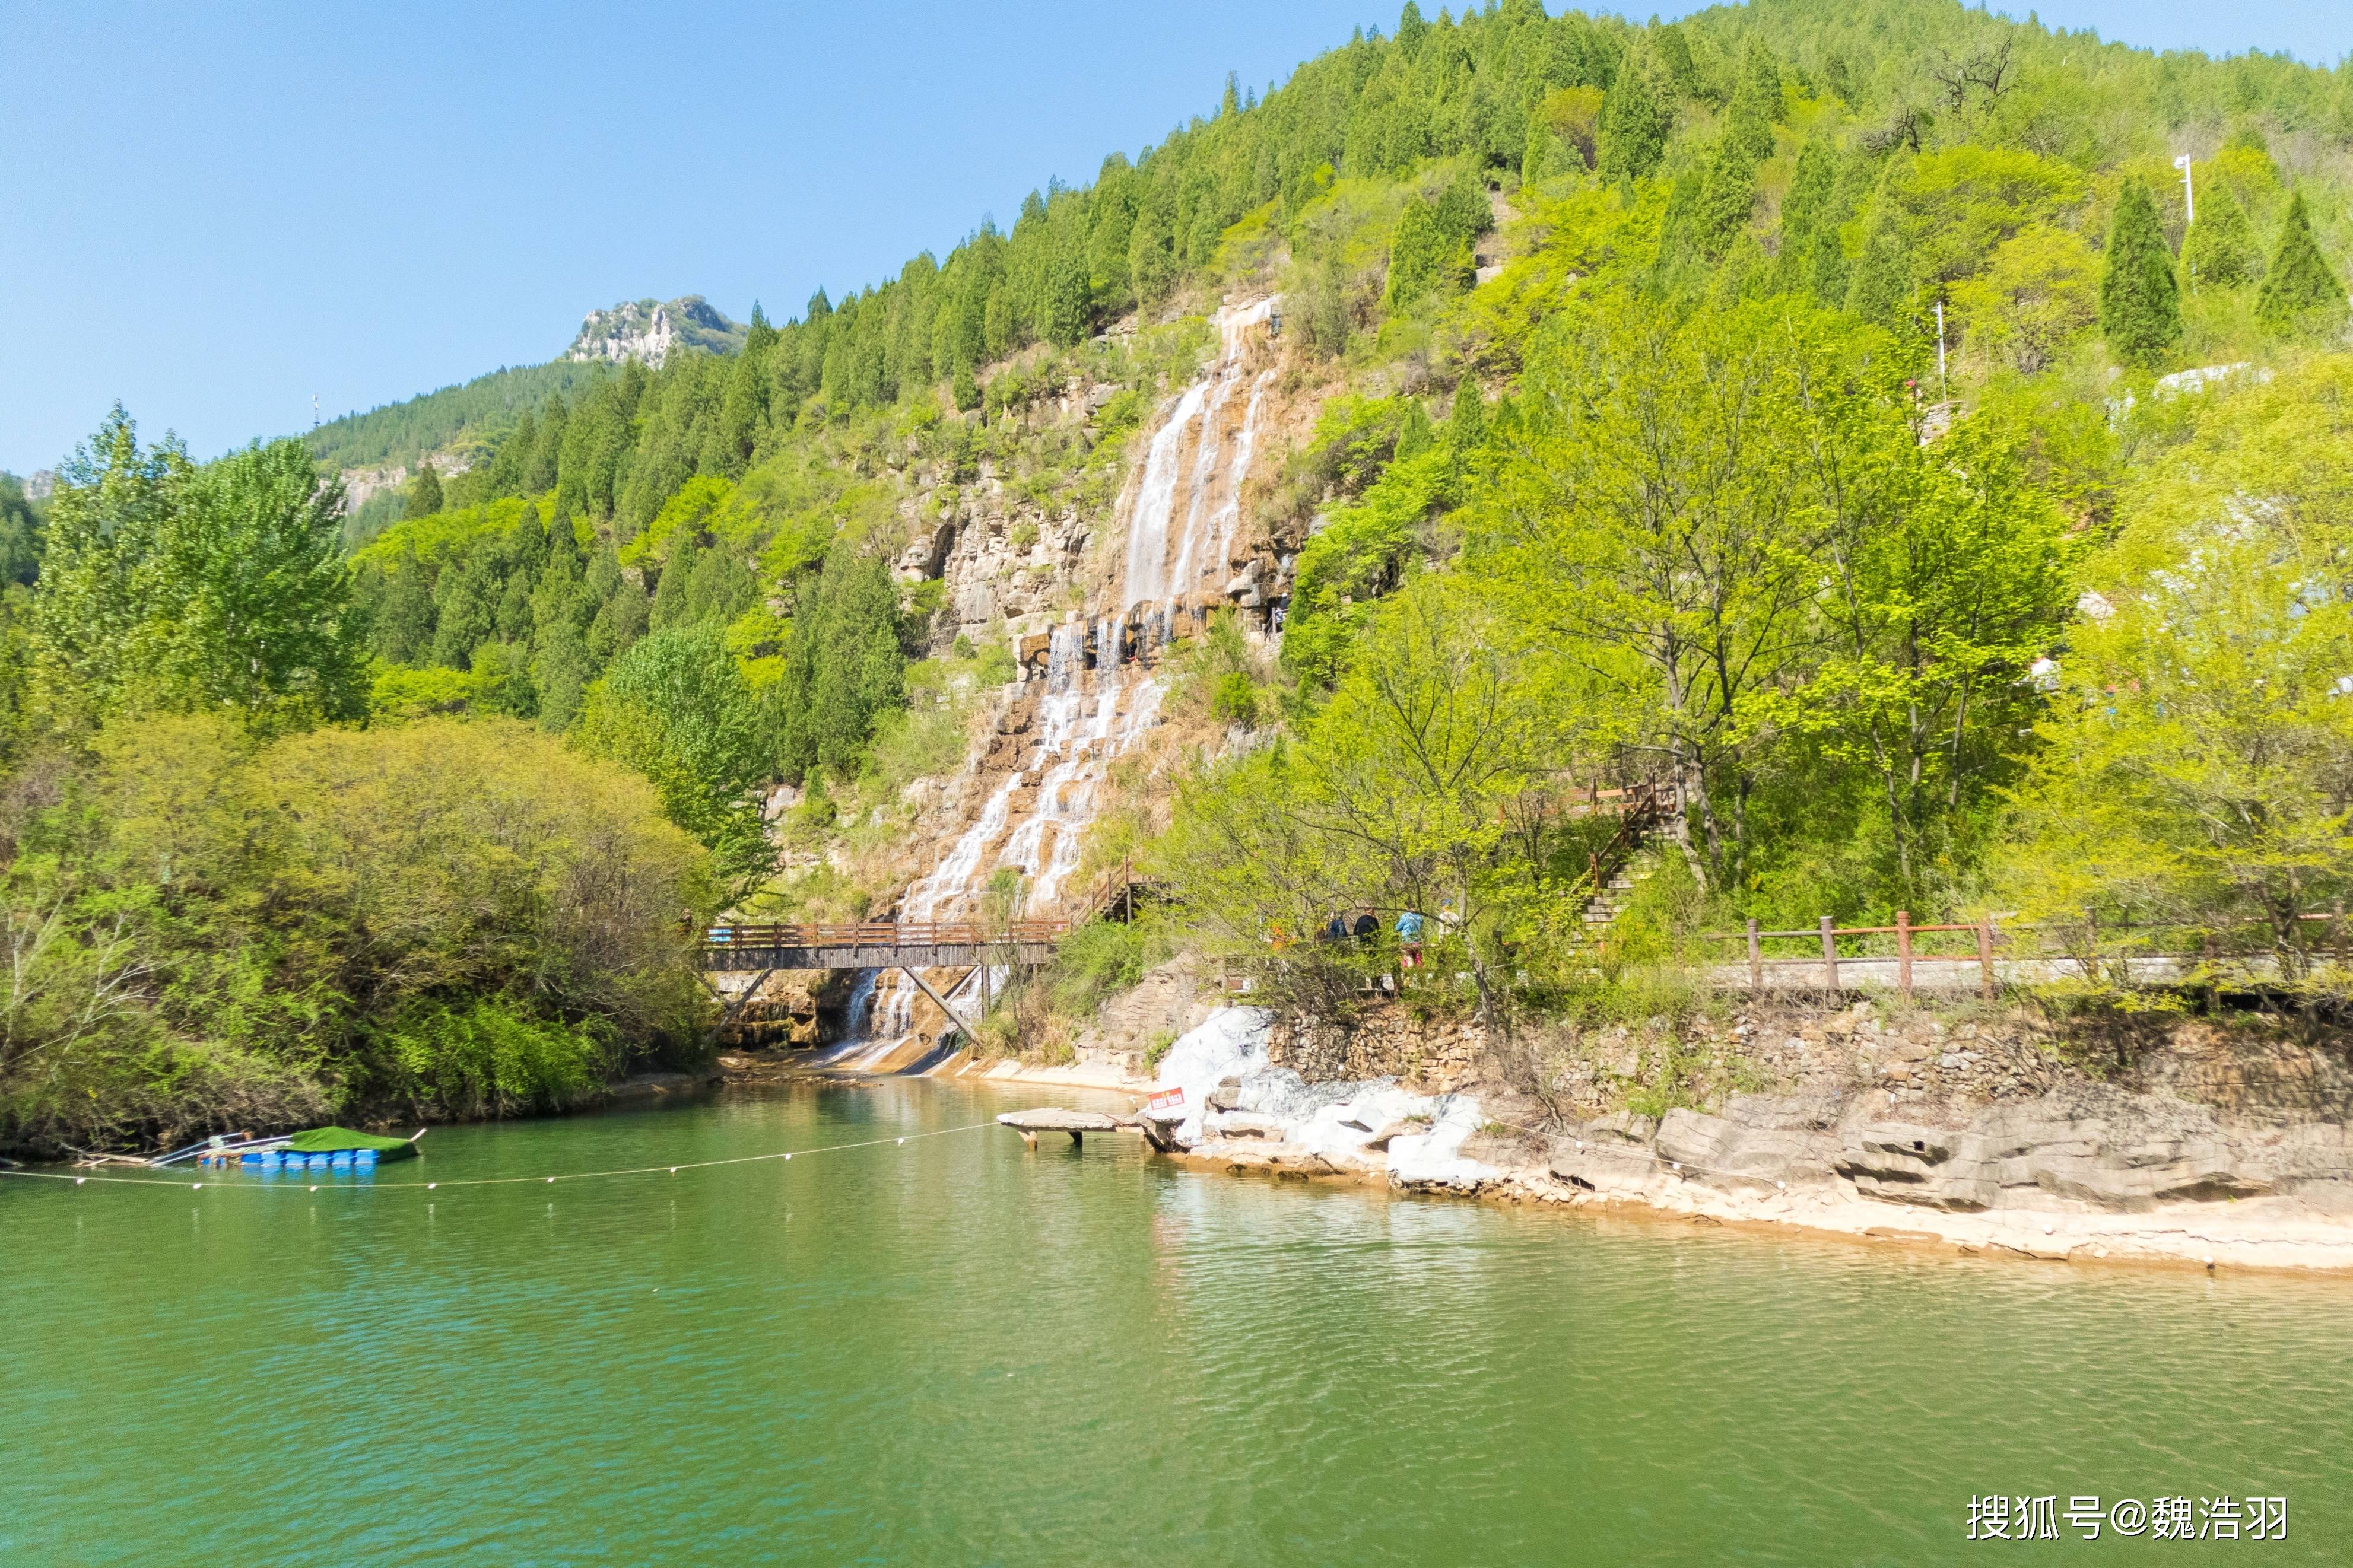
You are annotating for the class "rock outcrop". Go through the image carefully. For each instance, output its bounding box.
[1541,1090,2353,1219]
[566,295,745,368]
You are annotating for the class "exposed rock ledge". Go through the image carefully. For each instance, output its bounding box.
[1139,1009,2353,1273]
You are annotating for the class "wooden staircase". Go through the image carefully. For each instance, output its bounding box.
[1578,779,1675,931]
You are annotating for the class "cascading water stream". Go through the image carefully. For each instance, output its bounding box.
[842,298,1277,1064]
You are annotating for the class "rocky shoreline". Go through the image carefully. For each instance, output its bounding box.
[1124,1004,2353,1274]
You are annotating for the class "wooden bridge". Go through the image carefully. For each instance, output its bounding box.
[699,920,1069,972]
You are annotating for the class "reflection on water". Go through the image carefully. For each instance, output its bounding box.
[4,1079,2348,1565]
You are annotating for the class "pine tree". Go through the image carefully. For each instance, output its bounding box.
[525,395,565,494]
[1386,199,1451,307]
[405,460,443,519]
[1809,223,1850,307]
[1650,24,1701,101]
[2254,192,2349,337]
[1693,135,1760,262]
[1771,139,1835,295]
[1446,379,1487,452]
[2181,186,2263,290]
[1522,123,1557,187]
[1846,202,1916,329]
[1724,42,1779,164]
[649,540,697,632]
[429,555,497,669]
[1598,52,1671,185]
[1393,399,1436,463]
[372,551,436,665]
[2098,177,2183,367]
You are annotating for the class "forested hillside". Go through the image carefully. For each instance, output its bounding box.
[9,0,2353,1150]
[304,361,612,475]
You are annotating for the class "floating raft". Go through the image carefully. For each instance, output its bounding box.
[284,1127,420,1159]
[996,1108,1125,1148]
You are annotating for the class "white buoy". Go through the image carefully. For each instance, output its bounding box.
[428,1182,437,1190]
[310,1185,319,1192]
[74,1177,85,1186]
[547,1176,555,1184]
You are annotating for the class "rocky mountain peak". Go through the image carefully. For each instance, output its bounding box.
[564,295,745,368]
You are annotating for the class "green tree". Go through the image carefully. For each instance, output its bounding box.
[1723,42,1779,164]
[1471,290,1905,881]
[1771,139,1837,294]
[776,548,907,783]
[2254,192,2349,338]
[405,460,444,519]
[36,414,365,730]
[1845,201,1917,332]
[1163,575,1552,1031]
[368,548,436,664]
[1597,52,1671,185]
[1691,135,1760,263]
[0,472,46,587]
[2181,185,2263,290]
[2098,177,2183,366]
[580,624,774,892]
[2003,360,2353,978]
[32,408,187,721]
[1950,224,2098,374]
[1386,198,1468,307]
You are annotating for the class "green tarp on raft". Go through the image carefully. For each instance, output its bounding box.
[284,1127,418,1159]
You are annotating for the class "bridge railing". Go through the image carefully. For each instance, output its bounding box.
[702,920,1072,952]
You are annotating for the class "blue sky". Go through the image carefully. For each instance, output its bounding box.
[3,1,2347,475]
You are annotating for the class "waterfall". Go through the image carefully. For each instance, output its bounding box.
[838,296,1278,1065]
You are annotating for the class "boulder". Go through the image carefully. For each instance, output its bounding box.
[1206,1109,1289,1141]
[1548,1141,1656,1192]
[1653,1109,1837,1192]
[1580,1109,1659,1146]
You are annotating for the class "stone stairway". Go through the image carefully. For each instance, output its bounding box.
[1582,848,1660,927]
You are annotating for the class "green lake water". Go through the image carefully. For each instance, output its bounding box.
[4,1077,2348,1566]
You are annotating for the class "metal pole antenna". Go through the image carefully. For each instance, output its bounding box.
[1933,301,1948,401]
[2174,154,2196,291]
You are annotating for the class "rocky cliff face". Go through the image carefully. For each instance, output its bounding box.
[565,296,746,368]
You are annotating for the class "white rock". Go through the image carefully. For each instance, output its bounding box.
[1152,1007,1274,1147]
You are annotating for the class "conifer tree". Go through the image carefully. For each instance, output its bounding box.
[1393,399,1435,463]
[2098,177,2183,366]
[1522,123,1557,187]
[649,540,697,633]
[372,549,436,665]
[2254,192,2349,337]
[1386,199,1457,307]
[1846,202,1915,329]
[2181,185,2263,290]
[405,459,443,519]
[1650,24,1701,101]
[1771,138,1836,294]
[525,395,565,494]
[1446,378,1486,453]
[1598,52,1671,184]
[1724,42,1779,164]
[1692,135,1759,262]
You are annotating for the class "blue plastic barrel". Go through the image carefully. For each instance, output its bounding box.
[329,1151,353,1169]
[306,1153,329,1171]
[353,1149,377,1169]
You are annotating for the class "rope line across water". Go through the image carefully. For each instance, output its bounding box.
[0,1121,1001,1195]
